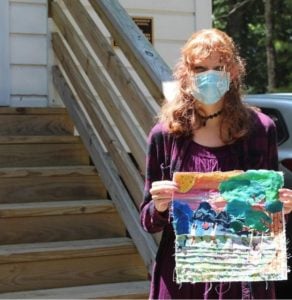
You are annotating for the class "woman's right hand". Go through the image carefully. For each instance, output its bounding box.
[150,180,178,212]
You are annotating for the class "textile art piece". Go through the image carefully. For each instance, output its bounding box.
[171,170,287,283]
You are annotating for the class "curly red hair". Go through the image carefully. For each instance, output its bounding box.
[159,28,252,143]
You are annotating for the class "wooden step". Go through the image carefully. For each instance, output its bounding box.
[0,280,150,299]
[0,107,74,136]
[0,200,126,244]
[0,166,107,203]
[0,136,80,144]
[0,136,90,167]
[0,238,148,293]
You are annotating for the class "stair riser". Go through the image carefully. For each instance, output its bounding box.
[0,176,107,203]
[0,284,149,299]
[0,144,89,167]
[0,214,126,244]
[0,254,147,293]
[0,115,74,136]
[102,293,148,299]
[0,107,149,296]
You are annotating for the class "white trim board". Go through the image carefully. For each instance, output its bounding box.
[0,0,10,106]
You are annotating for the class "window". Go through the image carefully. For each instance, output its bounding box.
[260,108,289,145]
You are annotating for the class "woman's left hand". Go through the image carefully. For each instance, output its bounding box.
[278,188,292,214]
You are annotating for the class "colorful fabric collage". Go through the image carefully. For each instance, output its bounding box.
[171,170,287,283]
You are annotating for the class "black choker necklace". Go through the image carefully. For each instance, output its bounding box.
[200,110,222,126]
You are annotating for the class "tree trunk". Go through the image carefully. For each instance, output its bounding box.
[264,0,276,92]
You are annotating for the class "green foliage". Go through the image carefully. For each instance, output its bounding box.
[212,0,292,93]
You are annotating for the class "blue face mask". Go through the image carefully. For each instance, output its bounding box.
[192,70,230,105]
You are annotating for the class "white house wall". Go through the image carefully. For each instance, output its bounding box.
[0,0,10,106]
[2,0,211,107]
[9,0,48,107]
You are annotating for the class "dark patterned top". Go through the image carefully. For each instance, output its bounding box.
[140,110,279,299]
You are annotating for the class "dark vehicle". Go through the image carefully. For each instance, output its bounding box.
[244,93,292,299]
[244,93,292,188]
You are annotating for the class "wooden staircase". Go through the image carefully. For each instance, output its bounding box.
[0,107,149,299]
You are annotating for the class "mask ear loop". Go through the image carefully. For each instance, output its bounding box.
[190,75,199,99]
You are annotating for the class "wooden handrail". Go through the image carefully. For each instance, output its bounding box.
[62,0,157,135]
[52,32,144,208]
[52,65,157,272]
[52,1,146,173]
[88,0,173,106]
[50,0,169,268]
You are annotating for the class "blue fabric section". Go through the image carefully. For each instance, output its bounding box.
[172,201,193,235]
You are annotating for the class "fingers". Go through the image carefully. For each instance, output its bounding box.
[150,180,178,196]
[153,198,172,212]
[150,180,178,212]
[278,188,292,214]
[152,193,173,201]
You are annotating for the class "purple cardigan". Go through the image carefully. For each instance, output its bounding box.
[140,110,279,299]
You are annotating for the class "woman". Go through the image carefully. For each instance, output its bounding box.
[140,28,292,299]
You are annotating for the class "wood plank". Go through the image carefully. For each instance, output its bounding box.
[0,114,74,136]
[52,1,146,172]
[0,213,126,244]
[0,174,106,203]
[0,143,90,167]
[0,254,147,293]
[0,165,98,178]
[0,237,138,263]
[0,239,147,293]
[0,107,69,115]
[0,199,115,218]
[52,33,144,204]
[0,200,126,244]
[0,136,81,144]
[61,0,157,134]
[88,0,173,105]
[52,66,157,273]
[0,280,149,299]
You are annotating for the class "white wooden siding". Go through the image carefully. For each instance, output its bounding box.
[118,0,196,14]
[10,1,47,34]
[194,0,212,31]
[0,0,10,106]
[9,0,48,107]
[10,34,47,65]
[2,0,211,107]
[11,66,48,95]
